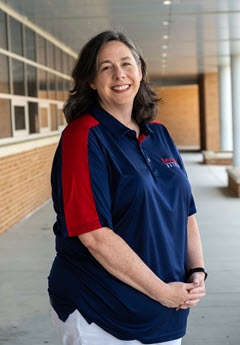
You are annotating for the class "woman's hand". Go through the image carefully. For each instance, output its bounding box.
[176,272,206,310]
[159,281,205,309]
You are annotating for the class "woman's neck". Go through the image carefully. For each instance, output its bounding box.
[100,102,133,126]
[99,102,140,138]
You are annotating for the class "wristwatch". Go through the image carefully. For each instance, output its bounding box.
[185,267,208,282]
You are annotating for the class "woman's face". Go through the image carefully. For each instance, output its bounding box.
[90,40,142,114]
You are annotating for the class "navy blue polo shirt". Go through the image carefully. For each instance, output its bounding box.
[48,104,196,344]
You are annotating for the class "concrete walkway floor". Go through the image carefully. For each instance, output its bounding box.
[0,153,239,345]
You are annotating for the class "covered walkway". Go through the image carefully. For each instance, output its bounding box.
[0,153,239,345]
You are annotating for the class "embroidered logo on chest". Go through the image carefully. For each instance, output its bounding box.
[161,157,180,168]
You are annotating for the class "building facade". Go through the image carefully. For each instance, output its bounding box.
[0,5,77,233]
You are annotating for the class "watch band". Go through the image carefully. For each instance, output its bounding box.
[185,267,208,282]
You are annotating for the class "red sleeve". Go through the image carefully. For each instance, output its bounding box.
[61,115,102,236]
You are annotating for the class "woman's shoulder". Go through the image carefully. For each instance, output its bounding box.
[68,113,99,128]
[61,113,100,147]
[147,120,168,132]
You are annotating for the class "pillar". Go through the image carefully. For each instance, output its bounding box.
[218,65,233,151]
[231,55,240,167]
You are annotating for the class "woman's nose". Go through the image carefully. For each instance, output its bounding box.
[113,66,125,79]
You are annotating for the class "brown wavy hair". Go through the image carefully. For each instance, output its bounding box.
[63,30,160,124]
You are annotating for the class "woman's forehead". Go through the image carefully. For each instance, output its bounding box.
[97,41,136,63]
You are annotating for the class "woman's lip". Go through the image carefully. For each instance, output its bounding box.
[112,85,130,91]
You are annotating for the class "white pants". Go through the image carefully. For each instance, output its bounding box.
[51,307,182,345]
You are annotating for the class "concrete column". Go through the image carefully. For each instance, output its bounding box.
[218,65,233,151]
[231,55,240,167]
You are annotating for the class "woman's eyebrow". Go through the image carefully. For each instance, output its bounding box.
[99,56,132,66]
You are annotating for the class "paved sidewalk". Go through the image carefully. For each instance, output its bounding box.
[0,153,239,345]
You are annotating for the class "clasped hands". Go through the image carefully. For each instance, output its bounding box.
[161,273,206,310]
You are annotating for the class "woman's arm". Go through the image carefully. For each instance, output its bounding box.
[79,226,205,309]
[178,214,206,309]
[187,214,205,270]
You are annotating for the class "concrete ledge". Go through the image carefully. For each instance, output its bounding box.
[202,150,233,165]
[227,167,240,197]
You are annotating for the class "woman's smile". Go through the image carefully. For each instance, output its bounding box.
[90,40,142,115]
[112,84,130,92]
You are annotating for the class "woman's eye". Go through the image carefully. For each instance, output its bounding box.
[102,65,111,71]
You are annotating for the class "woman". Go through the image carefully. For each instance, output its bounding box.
[48,30,207,345]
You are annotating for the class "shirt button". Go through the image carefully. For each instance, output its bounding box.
[147,157,151,163]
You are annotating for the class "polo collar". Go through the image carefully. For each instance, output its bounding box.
[90,104,153,139]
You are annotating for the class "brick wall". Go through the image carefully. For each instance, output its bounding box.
[154,85,200,149]
[0,141,58,234]
[199,73,220,151]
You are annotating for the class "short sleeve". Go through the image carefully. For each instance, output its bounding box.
[61,116,112,236]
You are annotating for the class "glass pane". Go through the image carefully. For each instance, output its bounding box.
[0,53,9,93]
[63,79,68,100]
[27,65,37,97]
[25,27,36,61]
[38,68,48,98]
[47,41,54,69]
[28,102,39,134]
[58,108,64,126]
[12,59,25,95]
[36,35,46,65]
[55,47,62,72]
[69,57,75,74]
[62,52,75,76]
[48,73,56,100]
[0,99,11,138]
[14,106,25,130]
[57,76,63,101]
[0,9,7,49]
[62,52,69,75]
[40,107,48,128]
[9,16,23,56]
[50,104,57,131]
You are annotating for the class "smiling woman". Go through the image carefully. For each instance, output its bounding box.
[89,40,142,125]
[63,30,160,124]
[48,30,206,345]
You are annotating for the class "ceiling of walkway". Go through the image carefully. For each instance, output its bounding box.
[2,0,240,84]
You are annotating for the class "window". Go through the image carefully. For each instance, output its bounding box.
[55,47,62,72]
[39,106,49,132]
[57,76,63,101]
[50,104,57,131]
[12,59,25,95]
[27,65,37,97]
[0,9,7,49]
[25,27,36,61]
[61,55,75,76]
[28,102,39,134]
[48,72,56,100]
[11,100,28,137]
[0,99,11,138]
[0,53,10,93]
[63,79,71,100]
[57,107,65,127]
[0,9,75,141]
[36,35,46,65]
[38,68,48,99]
[14,105,25,130]
[69,56,75,74]
[9,16,23,56]
[47,41,54,69]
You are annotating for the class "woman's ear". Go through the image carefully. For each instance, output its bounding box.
[89,81,97,90]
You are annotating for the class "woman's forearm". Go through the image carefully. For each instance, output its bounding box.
[79,227,202,309]
[79,227,166,301]
[187,215,205,269]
